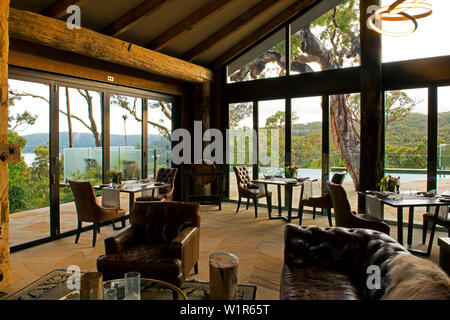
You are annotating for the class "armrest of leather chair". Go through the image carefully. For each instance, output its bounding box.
[350,214,391,235]
[168,226,200,276]
[104,225,138,255]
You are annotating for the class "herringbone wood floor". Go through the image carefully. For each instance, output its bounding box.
[2,202,446,299]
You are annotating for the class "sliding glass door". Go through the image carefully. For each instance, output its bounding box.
[8,79,51,246]
[58,86,103,234]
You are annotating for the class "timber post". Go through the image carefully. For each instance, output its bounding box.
[0,0,10,289]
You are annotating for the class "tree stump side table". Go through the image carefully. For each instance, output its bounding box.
[209,252,239,300]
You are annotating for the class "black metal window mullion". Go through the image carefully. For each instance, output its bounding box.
[285,98,292,169]
[322,95,330,193]
[427,86,438,191]
[49,83,60,237]
[253,100,259,180]
[285,25,291,77]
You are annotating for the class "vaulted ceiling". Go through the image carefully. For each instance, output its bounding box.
[10,0,321,69]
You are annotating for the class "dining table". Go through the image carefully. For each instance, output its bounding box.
[361,191,449,256]
[95,180,170,212]
[252,177,317,222]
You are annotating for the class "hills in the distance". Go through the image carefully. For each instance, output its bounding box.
[22,132,170,153]
[20,111,450,153]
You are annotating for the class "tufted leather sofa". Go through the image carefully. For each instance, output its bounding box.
[280,224,409,300]
[97,201,200,287]
[233,165,272,218]
[136,168,178,202]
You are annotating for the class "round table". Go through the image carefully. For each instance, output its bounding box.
[60,278,188,300]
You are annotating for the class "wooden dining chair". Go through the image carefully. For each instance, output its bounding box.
[422,205,450,244]
[69,180,127,247]
[233,165,272,218]
[327,181,390,235]
[298,172,346,226]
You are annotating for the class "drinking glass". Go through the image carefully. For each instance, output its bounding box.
[103,287,117,300]
[80,272,103,300]
[124,271,141,300]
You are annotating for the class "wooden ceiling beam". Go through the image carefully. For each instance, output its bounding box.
[146,0,236,51]
[182,0,280,62]
[9,8,213,83]
[210,0,317,70]
[101,0,171,37]
[41,0,91,19]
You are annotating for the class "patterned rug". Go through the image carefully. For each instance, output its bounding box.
[5,269,257,300]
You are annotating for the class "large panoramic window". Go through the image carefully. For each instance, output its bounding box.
[437,86,450,192]
[8,79,51,246]
[384,88,428,222]
[329,93,360,210]
[59,87,103,234]
[290,0,360,75]
[382,0,450,63]
[110,94,143,181]
[228,102,253,201]
[227,33,286,83]
[258,99,285,206]
[291,97,322,208]
[147,99,173,178]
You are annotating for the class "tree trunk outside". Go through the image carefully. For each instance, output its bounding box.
[65,87,73,148]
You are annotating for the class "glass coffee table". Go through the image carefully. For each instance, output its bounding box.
[60,278,188,300]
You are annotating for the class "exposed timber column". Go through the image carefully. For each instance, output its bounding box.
[193,82,212,196]
[359,0,383,211]
[0,0,10,289]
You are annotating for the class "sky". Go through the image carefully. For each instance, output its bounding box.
[9,80,172,136]
[8,0,450,134]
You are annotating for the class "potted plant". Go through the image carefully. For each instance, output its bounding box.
[378,174,400,193]
[285,166,299,178]
[107,170,123,185]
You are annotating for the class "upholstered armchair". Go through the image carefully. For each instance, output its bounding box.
[97,201,200,287]
[233,165,272,218]
[298,172,346,226]
[327,181,390,235]
[69,180,126,247]
[136,168,178,202]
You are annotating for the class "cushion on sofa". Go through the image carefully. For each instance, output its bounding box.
[97,243,182,280]
[280,265,361,300]
[382,254,450,300]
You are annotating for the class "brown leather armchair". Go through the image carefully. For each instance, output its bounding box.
[69,180,127,247]
[327,181,390,234]
[97,201,200,287]
[281,224,409,300]
[233,165,272,218]
[298,172,346,226]
[136,168,178,202]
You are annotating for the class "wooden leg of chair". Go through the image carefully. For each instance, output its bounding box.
[422,218,428,244]
[92,223,98,247]
[97,224,101,234]
[194,262,199,275]
[298,206,303,225]
[236,197,241,213]
[327,208,333,227]
[254,198,258,218]
[267,195,272,216]
[313,207,316,219]
[75,221,82,244]
[246,198,250,210]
